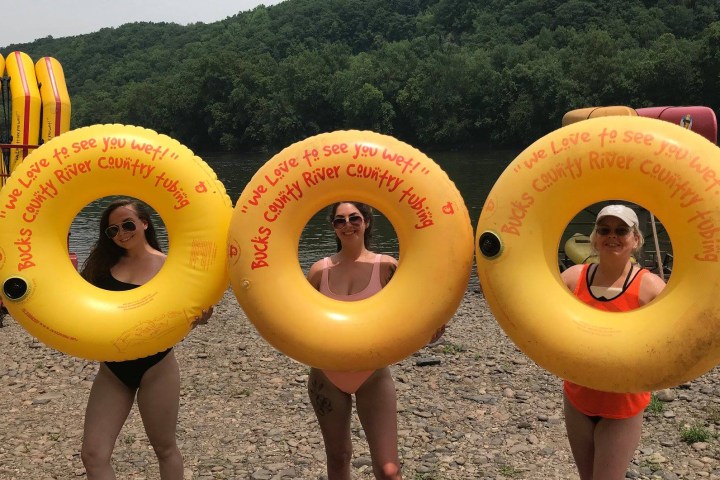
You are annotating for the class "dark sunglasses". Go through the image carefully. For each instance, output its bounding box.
[332,214,364,229]
[105,220,137,239]
[596,225,631,237]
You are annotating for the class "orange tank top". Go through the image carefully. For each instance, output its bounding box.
[319,254,383,394]
[563,264,651,419]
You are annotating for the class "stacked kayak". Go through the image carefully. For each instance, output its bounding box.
[1,51,71,185]
[563,105,717,144]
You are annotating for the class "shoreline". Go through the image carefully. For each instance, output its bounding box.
[0,289,718,479]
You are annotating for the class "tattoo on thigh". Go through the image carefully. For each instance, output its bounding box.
[309,378,333,416]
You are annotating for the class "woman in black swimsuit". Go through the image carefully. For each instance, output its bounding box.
[80,198,211,479]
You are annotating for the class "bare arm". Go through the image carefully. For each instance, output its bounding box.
[560,264,584,293]
[306,259,325,291]
[379,254,398,287]
[429,324,446,344]
[639,271,666,306]
[191,307,214,328]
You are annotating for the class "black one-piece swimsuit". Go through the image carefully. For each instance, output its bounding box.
[94,274,171,389]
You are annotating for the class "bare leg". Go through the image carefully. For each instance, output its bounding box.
[308,368,353,480]
[137,351,183,480]
[593,412,643,480]
[356,367,402,480]
[564,395,596,480]
[81,364,136,480]
[564,394,643,480]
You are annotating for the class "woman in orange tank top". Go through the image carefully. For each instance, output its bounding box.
[306,201,443,480]
[560,204,666,479]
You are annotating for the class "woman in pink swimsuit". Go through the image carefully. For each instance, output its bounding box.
[307,201,443,480]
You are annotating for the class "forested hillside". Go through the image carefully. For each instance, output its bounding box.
[3,0,720,152]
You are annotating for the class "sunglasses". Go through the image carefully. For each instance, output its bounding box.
[596,225,632,237]
[332,214,364,229]
[105,220,137,239]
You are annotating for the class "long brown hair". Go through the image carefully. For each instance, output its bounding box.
[81,198,162,284]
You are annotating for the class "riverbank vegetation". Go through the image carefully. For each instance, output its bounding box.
[3,0,720,152]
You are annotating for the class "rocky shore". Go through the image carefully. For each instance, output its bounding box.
[1,289,719,479]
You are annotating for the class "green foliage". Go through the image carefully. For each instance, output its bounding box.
[499,464,520,477]
[4,0,720,152]
[441,343,465,354]
[646,393,665,415]
[680,423,712,444]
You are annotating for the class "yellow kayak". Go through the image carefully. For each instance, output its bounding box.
[35,56,71,144]
[5,51,41,173]
[562,106,637,126]
[564,233,597,265]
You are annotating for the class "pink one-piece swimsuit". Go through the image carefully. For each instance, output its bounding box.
[319,254,383,394]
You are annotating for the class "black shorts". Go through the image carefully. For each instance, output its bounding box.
[104,348,172,389]
[588,415,603,425]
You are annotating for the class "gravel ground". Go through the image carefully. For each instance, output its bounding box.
[1,288,719,479]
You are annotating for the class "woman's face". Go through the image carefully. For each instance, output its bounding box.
[106,205,147,248]
[593,216,639,259]
[332,203,366,246]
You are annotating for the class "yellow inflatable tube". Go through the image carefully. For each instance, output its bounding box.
[228,130,474,371]
[0,124,232,361]
[476,116,720,392]
[5,51,41,172]
[35,56,71,143]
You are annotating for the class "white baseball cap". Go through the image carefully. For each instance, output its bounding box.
[596,204,638,227]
